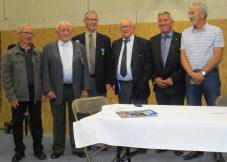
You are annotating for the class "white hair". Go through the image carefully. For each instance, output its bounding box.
[16,24,32,33]
[56,21,72,30]
[191,2,208,18]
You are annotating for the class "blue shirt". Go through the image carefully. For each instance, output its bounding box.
[161,31,173,66]
[181,23,224,70]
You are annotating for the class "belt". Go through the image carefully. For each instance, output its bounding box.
[90,74,95,77]
[193,68,218,73]
[63,83,73,86]
[119,80,133,83]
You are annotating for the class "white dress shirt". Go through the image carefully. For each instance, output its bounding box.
[58,40,73,84]
[117,34,134,81]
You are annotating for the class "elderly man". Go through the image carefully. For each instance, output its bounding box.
[181,2,224,161]
[150,11,185,156]
[42,21,90,159]
[2,24,46,162]
[72,10,112,97]
[111,18,152,154]
[112,19,152,105]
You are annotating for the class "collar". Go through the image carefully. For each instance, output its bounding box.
[161,30,173,38]
[192,23,208,33]
[86,31,97,37]
[123,34,135,42]
[58,40,72,46]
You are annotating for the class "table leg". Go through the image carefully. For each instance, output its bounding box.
[116,147,122,162]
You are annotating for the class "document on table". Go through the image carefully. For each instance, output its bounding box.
[116,109,158,118]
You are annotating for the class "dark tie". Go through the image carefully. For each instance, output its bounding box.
[161,35,169,66]
[89,33,96,75]
[120,39,129,77]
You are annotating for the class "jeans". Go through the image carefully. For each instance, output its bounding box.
[185,69,221,106]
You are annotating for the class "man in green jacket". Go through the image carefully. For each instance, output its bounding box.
[2,24,46,162]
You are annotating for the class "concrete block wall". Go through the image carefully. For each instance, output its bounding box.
[0,0,227,30]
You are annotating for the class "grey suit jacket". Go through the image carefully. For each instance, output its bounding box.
[41,40,90,105]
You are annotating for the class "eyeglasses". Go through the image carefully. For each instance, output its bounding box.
[19,32,34,36]
[86,18,98,22]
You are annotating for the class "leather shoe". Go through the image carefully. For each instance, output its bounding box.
[12,152,25,162]
[72,150,86,158]
[156,149,167,153]
[34,152,47,160]
[213,152,225,162]
[183,151,204,160]
[174,151,183,156]
[50,151,63,159]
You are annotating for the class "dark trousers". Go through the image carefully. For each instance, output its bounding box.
[50,84,76,153]
[88,76,106,97]
[155,91,185,105]
[12,86,43,154]
[118,81,148,104]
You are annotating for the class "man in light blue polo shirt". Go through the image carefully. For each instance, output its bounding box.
[181,2,224,161]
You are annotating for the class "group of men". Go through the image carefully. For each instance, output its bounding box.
[2,2,225,162]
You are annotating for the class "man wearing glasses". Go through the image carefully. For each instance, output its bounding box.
[72,10,112,97]
[2,24,46,162]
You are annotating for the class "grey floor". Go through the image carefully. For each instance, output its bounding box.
[0,132,226,162]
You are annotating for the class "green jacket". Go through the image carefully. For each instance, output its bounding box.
[2,44,42,103]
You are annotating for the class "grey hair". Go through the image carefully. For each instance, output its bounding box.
[191,2,208,18]
[56,21,72,30]
[158,11,174,21]
[16,24,32,33]
[84,10,98,19]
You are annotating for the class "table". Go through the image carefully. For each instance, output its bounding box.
[73,104,227,160]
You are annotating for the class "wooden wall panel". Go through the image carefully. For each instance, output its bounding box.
[0,20,227,133]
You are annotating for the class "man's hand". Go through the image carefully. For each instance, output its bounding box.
[47,91,56,99]
[190,72,204,85]
[163,77,173,86]
[81,90,88,98]
[11,100,19,109]
[155,77,166,88]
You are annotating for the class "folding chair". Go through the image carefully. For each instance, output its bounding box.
[72,96,109,162]
[202,96,227,162]
[212,96,227,162]
[215,95,227,107]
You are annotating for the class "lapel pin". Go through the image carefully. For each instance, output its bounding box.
[101,48,105,55]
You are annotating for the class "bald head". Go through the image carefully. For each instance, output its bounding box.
[119,19,135,39]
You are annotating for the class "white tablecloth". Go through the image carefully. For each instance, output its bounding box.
[73,104,227,152]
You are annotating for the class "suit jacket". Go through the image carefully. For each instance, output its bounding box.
[41,40,90,105]
[111,35,152,100]
[72,32,112,94]
[150,31,185,95]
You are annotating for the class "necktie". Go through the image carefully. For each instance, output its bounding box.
[89,33,96,75]
[161,35,169,66]
[120,39,129,77]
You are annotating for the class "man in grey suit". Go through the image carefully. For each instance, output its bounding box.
[42,21,90,159]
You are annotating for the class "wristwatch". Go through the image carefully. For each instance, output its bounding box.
[201,71,206,76]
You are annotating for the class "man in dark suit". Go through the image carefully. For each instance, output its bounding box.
[112,18,152,105]
[72,10,112,96]
[150,11,185,156]
[42,21,90,159]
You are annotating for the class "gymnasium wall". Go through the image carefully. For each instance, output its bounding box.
[0,19,227,133]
